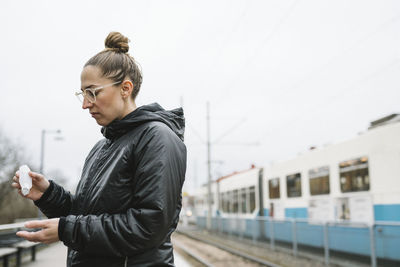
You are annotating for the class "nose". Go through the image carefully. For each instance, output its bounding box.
[82,97,93,109]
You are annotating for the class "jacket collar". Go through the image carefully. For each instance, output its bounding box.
[101,103,185,141]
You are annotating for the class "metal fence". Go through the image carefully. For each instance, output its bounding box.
[0,221,44,267]
[194,216,400,267]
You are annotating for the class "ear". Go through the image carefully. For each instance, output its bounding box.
[120,80,134,98]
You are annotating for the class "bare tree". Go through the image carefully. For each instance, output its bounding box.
[0,129,24,204]
[0,128,37,223]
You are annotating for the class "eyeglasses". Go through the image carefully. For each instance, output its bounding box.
[75,81,121,104]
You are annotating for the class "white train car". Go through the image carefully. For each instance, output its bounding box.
[263,115,400,223]
[258,115,400,261]
[217,166,263,218]
[194,114,400,262]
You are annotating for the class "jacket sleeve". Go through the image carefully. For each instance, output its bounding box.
[59,125,187,257]
[34,180,74,218]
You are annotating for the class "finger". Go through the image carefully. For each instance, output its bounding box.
[25,220,47,229]
[13,176,19,182]
[16,231,41,243]
[15,171,20,178]
[29,171,44,181]
[17,189,24,197]
[11,182,21,189]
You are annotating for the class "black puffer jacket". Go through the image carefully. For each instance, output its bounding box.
[34,103,187,267]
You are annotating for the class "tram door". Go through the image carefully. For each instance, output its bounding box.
[267,177,284,219]
[270,201,284,219]
[336,198,350,220]
[335,196,373,223]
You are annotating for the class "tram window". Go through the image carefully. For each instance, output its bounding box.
[268,178,280,199]
[286,173,302,197]
[309,166,330,195]
[219,192,225,211]
[232,190,239,213]
[240,188,247,213]
[223,192,229,212]
[339,157,369,192]
[227,191,232,213]
[249,186,256,212]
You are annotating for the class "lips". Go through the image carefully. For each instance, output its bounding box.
[90,112,100,118]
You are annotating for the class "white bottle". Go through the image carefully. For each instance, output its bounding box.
[19,165,32,196]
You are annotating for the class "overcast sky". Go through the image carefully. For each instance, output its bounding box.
[0,0,399,192]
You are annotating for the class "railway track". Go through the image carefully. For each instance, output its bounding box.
[173,231,282,267]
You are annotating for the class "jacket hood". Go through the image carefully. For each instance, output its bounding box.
[101,103,185,141]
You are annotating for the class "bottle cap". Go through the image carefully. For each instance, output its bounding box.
[22,188,30,196]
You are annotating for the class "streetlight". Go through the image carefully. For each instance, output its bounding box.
[39,129,63,174]
[38,129,63,218]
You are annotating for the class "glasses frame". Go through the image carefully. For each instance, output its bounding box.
[75,81,122,104]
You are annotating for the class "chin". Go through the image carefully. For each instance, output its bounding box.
[95,119,109,126]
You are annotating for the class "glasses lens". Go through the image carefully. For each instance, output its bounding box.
[76,92,84,103]
[85,90,96,103]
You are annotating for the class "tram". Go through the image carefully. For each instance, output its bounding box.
[193,114,400,262]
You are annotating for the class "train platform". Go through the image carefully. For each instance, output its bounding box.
[22,242,66,267]
[21,241,192,267]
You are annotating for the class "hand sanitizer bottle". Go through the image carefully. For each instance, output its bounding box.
[19,165,32,196]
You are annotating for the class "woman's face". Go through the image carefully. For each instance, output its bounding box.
[80,65,125,126]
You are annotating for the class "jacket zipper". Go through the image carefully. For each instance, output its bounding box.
[124,256,128,267]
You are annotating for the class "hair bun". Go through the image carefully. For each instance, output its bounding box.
[104,32,130,53]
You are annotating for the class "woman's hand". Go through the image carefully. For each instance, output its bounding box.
[12,171,50,201]
[16,218,60,244]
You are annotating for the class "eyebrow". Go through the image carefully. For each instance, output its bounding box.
[81,84,98,91]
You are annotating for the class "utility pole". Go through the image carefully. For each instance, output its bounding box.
[206,102,212,230]
[186,101,257,230]
[40,130,45,174]
[193,159,198,189]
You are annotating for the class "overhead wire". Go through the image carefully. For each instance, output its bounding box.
[250,11,400,143]
[186,1,300,177]
[213,0,300,105]
[255,58,400,143]
[275,13,400,97]
[210,1,252,68]
[184,1,252,147]
[187,3,400,183]
[212,118,246,144]
[186,121,206,144]
[220,11,400,149]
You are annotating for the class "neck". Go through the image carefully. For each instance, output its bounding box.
[120,101,137,119]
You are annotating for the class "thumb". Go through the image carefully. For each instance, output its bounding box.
[25,220,47,229]
[29,171,44,181]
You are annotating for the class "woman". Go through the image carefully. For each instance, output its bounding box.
[12,32,187,267]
